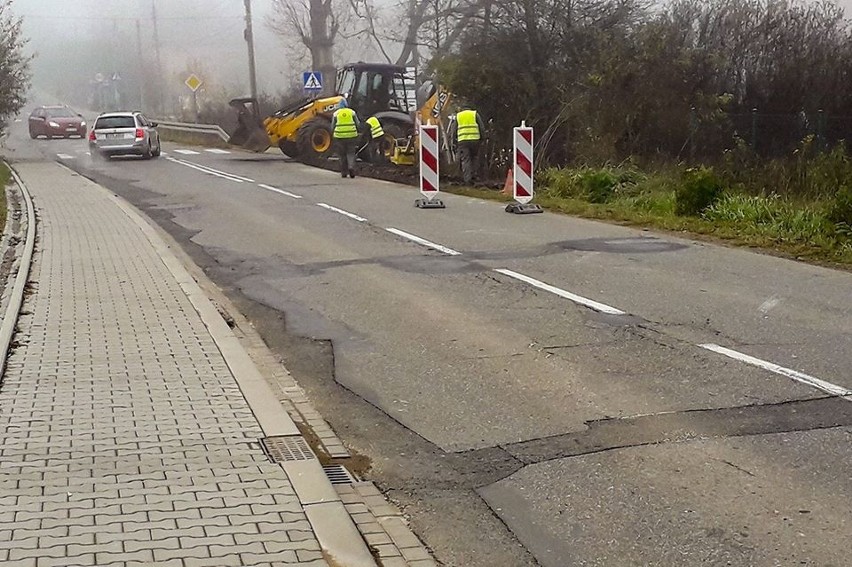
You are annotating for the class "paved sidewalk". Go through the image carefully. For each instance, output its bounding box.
[0,162,335,566]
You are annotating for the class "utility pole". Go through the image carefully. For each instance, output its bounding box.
[243,0,259,101]
[136,19,145,111]
[151,0,164,113]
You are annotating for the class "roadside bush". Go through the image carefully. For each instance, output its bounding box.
[540,166,644,203]
[539,167,583,199]
[828,186,852,225]
[582,169,618,203]
[675,167,723,216]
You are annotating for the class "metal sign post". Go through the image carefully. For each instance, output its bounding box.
[415,124,445,209]
[184,74,203,123]
[506,121,543,214]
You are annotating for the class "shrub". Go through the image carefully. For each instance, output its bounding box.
[581,169,618,203]
[539,167,583,199]
[675,167,723,216]
[828,186,852,225]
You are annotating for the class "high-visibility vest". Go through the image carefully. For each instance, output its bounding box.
[366,116,384,139]
[333,108,358,139]
[456,109,480,142]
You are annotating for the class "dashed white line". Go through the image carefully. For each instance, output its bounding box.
[385,228,461,255]
[173,149,200,155]
[258,183,302,199]
[205,148,231,154]
[317,203,367,222]
[167,157,244,183]
[699,343,851,398]
[56,153,74,160]
[187,162,255,182]
[169,157,255,183]
[493,268,626,315]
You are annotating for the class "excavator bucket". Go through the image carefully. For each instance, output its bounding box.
[228,98,271,153]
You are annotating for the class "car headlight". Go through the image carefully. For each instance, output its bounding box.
[48,121,60,128]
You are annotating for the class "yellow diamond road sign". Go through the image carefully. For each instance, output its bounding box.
[185,74,203,92]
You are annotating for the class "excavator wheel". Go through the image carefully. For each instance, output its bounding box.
[296,118,334,163]
[278,139,299,158]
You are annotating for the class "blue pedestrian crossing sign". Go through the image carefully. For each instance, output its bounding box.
[302,72,323,91]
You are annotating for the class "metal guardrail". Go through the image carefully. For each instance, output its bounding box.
[153,119,230,143]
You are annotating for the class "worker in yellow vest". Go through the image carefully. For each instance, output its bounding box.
[331,99,362,178]
[363,116,386,163]
[451,106,486,184]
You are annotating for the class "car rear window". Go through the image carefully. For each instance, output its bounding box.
[95,116,136,129]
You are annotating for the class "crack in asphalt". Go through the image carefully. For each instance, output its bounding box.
[492,396,852,467]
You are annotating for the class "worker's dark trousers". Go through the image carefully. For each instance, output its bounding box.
[458,141,481,184]
[336,138,358,177]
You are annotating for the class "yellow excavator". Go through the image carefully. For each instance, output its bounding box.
[228,62,455,165]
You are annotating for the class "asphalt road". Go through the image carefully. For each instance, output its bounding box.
[5,113,851,567]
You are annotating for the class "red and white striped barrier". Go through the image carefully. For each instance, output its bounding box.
[416,124,445,208]
[507,121,543,214]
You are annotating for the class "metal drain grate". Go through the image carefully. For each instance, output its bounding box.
[260,436,316,463]
[323,464,357,485]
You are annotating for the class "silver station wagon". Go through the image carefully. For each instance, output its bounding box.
[88,111,162,160]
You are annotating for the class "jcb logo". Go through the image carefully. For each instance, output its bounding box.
[432,92,449,118]
[324,104,338,113]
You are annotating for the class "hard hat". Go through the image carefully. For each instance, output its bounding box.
[338,98,348,109]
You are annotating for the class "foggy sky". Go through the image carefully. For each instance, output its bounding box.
[11,0,852,100]
[12,0,291,96]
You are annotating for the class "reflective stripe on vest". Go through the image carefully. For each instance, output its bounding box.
[333,108,358,139]
[456,109,480,142]
[366,117,384,139]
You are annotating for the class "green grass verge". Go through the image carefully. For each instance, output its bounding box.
[444,167,852,269]
[0,162,9,235]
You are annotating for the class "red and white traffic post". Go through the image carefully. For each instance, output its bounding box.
[415,123,445,209]
[507,121,543,214]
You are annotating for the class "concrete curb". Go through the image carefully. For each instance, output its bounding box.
[54,163,376,567]
[0,162,35,379]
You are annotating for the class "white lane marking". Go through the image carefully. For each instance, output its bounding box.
[258,183,302,199]
[699,343,851,398]
[173,158,255,182]
[493,268,626,315]
[56,153,74,160]
[187,161,255,182]
[166,157,244,183]
[317,203,367,222]
[758,296,781,314]
[205,148,231,154]
[160,151,168,156]
[385,228,461,256]
[173,149,200,155]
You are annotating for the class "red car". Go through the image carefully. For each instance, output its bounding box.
[28,106,87,139]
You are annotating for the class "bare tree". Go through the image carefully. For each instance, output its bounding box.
[270,0,344,93]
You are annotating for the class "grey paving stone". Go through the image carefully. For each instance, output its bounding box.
[0,164,325,566]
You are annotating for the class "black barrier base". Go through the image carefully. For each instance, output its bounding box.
[415,198,446,209]
[505,202,544,214]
